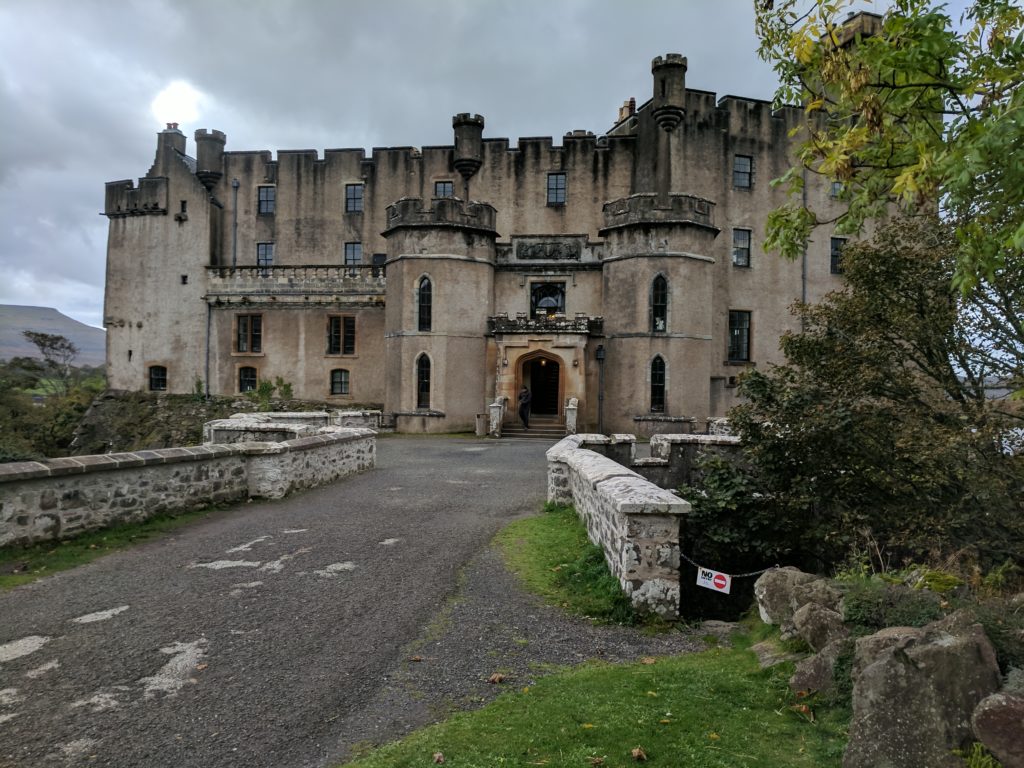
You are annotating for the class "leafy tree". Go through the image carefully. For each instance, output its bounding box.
[755,0,1024,289]
[22,331,79,396]
[683,217,1022,573]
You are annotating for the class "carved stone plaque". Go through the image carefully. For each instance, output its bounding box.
[515,240,581,261]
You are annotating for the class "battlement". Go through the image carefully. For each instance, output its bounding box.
[600,193,716,233]
[453,113,485,128]
[195,128,226,142]
[104,177,168,218]
[651,53,687,71]
[383,196,497,235]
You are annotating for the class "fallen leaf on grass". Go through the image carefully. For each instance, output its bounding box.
[487,673,505,684]
[432,752,444,764]
[631,745,647,761]
[708,732,720,741]
[645,690,658,697]
[581,723,595,729]
[790,703,815,722]
[640,657,656,665]
[410,655,423,662]
[659,719,672,725]
[588,757,606,766]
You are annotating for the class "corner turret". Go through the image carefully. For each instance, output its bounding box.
[651,54,687,132]
[194,129,226,191]
[452,113,485,183]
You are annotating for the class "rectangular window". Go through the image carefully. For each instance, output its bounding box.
[530,282,566,319]
[239,366,257,393]
[728,310,751,362]
[732,228,752,267]
[237,314,262,353]
[830,237,846,274]
[330,369,350,395]
[546,173,566,205]
[148,365,167,392]
[257,186,275,214]
[344,241,362,272]
[345,183,364,213]
[328,316,356,355]
[831,180,844,198]
[257,242,274,274]
[434,180,454,198]
[733,155,752,188]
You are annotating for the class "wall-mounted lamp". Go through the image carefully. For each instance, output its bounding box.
[540,359,547,367]
[572,359,579,367]
[502,358,508,367]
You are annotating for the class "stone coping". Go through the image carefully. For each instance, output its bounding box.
[650,433,741,446]
[0,428,375,483]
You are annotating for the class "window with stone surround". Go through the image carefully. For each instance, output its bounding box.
[416,354,431,409]
[236,314,262,353]
[239,366,257,393]
[345,184,364,213]
[733,155,752,188]
[418,277,432,332]
[434,180,454,198]
[327,316,355,355]
[650,356,666,412]
[732,228,751,267]
[547,173,566,205]
[257,186,275,214]
[530,282,565,318]
[257,242,274,275]
[831,237,847,274]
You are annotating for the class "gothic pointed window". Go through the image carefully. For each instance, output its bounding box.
[416,355,431,409]
[652,275,668,333]
[650,356,666,413]
[418,277,432,332]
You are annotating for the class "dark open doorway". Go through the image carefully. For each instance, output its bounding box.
[526,357,560,416]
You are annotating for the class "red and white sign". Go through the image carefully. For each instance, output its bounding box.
[696,566,732,594]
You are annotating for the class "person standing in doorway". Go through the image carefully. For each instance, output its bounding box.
[518,386,532,429]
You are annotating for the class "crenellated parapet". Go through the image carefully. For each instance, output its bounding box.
[104,177,168,218]
[599,192,717,234]
[383,196,497,236]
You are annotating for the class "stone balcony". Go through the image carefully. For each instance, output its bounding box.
[487,313,604,336]
[205,265,386,307]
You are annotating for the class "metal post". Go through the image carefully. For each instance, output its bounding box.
[231,178,240,269]
[595,344,606,435]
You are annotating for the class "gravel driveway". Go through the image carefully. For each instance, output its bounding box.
[0,436,703,768]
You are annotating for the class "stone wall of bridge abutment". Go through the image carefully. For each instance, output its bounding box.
[0,429,375,548]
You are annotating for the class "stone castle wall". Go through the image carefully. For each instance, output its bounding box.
[0,428,375,548]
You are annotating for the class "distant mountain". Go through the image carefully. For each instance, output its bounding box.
[0,305,105,367]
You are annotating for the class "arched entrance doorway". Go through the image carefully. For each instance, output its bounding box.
[521,354,561,417]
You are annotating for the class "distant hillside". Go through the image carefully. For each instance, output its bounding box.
[0,305,105,367]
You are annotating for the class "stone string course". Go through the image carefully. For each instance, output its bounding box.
[0,428,375,548]
[547,434,690,617]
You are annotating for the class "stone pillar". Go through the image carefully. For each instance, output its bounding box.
[565,398,578,435]
[488,398,505,437]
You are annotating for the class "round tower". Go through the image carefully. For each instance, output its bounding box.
[651,54,687,132]
[452,113,485,182]
[194,129,226,191]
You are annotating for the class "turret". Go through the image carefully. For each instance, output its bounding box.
[452,113,485,182]
[651,54,687,132]
[150,123,186,177]
[194,129,226,191]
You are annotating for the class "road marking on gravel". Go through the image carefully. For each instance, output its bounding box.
[229,581,264,597]
[71,687,128,713]
[0,688,24,706]
[139,639,207,699]
[379,538,401,546]
[25,660,60,679]
[0,635,50,664]
[226,536,271,553]
[260,547,311,573]
[314,562,357,577]
[188,560,261,570]
[281,528,308,534]
[72,605,129,624]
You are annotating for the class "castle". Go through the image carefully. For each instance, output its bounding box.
[103,53,846,436]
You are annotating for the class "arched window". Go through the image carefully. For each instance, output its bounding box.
[330,368,350,395]
[148,365,167,391]
[418,277,432,332]
[416,355,431,409]
[650,356,666,413]
[651,275,668,333]
[239,366,257,393]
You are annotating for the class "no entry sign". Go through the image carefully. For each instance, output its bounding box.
[697,566,732,594]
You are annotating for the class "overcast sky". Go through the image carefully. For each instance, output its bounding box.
[1,0,912,329]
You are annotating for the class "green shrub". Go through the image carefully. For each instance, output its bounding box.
[841,577,944,631]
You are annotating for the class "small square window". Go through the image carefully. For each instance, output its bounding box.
[733,155,752,188]
[830,180,844,198]
[434,180,454,198]
[547,173,566,205]
[257,186,275,214]
[732,229,752,268]
[148,365,167,391]
[830,237,847,274]
[345,184,364,213]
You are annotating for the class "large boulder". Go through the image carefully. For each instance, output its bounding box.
[754,567,842,639]
[793,602,849,652]
[972,692,1024,768]
[844,611,1001,768]
[790,638,849,696]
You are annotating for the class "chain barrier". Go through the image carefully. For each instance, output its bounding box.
[679,551,780,579]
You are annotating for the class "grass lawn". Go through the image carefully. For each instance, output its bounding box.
[340,504,849,767]
[0,506,223,589]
